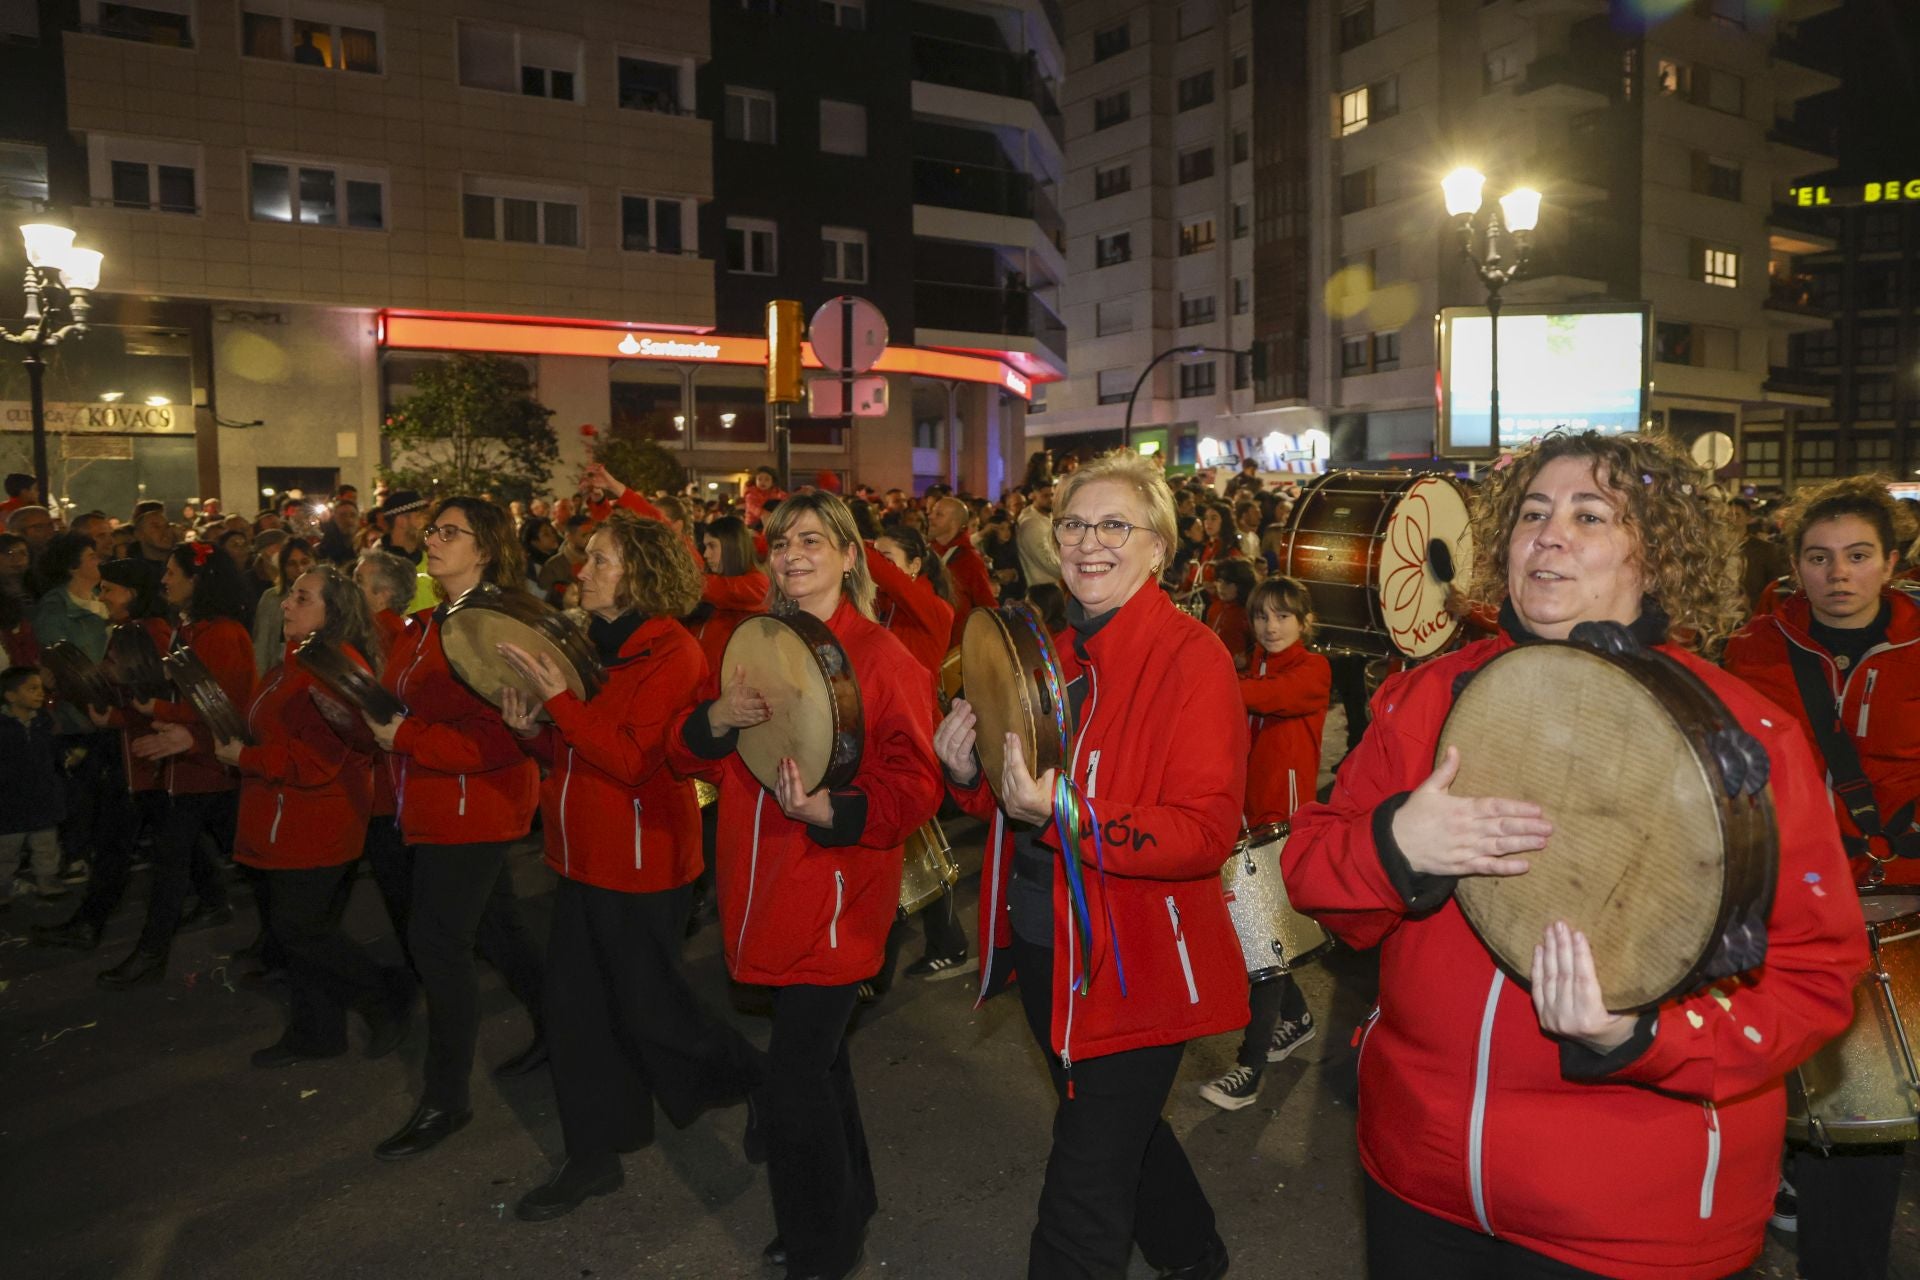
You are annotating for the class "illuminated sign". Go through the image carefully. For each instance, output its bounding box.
[1002,368,1031,398]
[1790,179,1920,208]
[620,335,724,359]
[1,401,181,432]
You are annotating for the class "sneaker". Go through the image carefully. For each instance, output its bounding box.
[1199,1064,1263,1111]
[1770,1175,1797,1233]
[1266,1013,1317,1063]
[60,860,90,885]
[904,952,974,981]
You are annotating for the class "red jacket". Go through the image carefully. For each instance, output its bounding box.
[742,484,786,528]
[149,617,255,796]
[1283,632,1865,1279]
[1724,589,1920,879]
[933,532,997,649]
[693,570,767,690]
[667,598,942,987]
[1178,541,1240,594]
[383,607,539,846]
[953,585,1250,1066]
[369,609,405,818]
[526,616,707,895]
[1241,642,1330,824]
[1206,598,1251,670]
[234,645,375,869]
[614,489,703,568]
[866,543,954,681]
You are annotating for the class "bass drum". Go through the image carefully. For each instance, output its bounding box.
[898,818,959,915]
[1276,470,1472,659]
[1221,822,1333,981]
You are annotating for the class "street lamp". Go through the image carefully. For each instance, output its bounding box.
[4,224,104,504]
[1443,168,1540,450]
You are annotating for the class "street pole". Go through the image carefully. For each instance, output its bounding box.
[773,401,792,491]
[1487,291,1501,451]
[24,347,47,503]
[1123,344,1251,452]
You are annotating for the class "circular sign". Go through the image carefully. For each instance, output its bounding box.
[1691,431,1735,471]
[808,295,889,374]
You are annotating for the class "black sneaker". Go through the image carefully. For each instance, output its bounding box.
[903,952,974,981]
[1198,1064,1262,1111]
[1770,1174,1797,1232]
[1266,1013,1317,1063]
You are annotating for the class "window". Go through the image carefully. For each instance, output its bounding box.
[1854,434,1894,467]
[241,1,380,71]
[1178,71,1214,112]
[1693,153,1742,201]
[1231,129,1249,165]
[1795,433,1837,478]
[1177,0,1215,39]
[462,177,582,247]
[822,226,866,283]
[81,0,192,47]
[1340,168,1375,214]
[92,136,199,213]
[1180,293,1216,327]
[1231,53,1249,89]
[1233,352,1251,390]
[458,23,582,102]
[1693,65,1744,115]
[1093,91,1130,131]
[618,55,688,114]
[726,217,777,274]
[1096,231,1131,267]
[1341,335,1370,374]
[1859,210,1900,253]
[1654,321,1692,364]
[1339,86,1370,136]
[1856,322,1898,366]
[1092,22,1129,62]
[725,86,777,143]
[1232,276,1249,315]
[1179,215,1216,255]
[819,99,866,156]
[620,194,686,254]
[819,0,863,27]
[1095,300,1132,336]
[1655,322,1738,368]
[1855,379,1895,419]
[1097,368,1134,405]
[1373,331,1401,370]
[250,159,385,228]
[1178,359,1217,397]
[1338,2,1374,51]
[1742,435,1781,479]
[1094,164,1131,199]
[1795,329,1838,367]
[1232,201,1249,238]
[1177,146,1214,185]
[1484,42,1523,92]
[1372,77,1399,120]
[1696,242,1738,288]
[1857,267,1900,310]
[2,0,38,40]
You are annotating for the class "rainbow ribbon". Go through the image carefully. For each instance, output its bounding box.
[1052,773,1129,999]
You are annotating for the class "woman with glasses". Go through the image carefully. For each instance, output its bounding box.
[361,498,545,1161]
[668,492,942,1280]
[934,450,1248,1280]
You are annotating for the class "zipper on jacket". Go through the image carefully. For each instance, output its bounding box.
[558,749,574,875]
[632,798,643,870]
[1287,768,1298,815]
[1060,885,1077,1097]
[737,791,767,959]
[1699,1102,1721,1219]
[1086,748,1102,798]
[1165,895,1199,1004]
[975,809,1007,1008]
[829,868,845,948]
[1354,1005,1381,1076]
[1468,970,1506,1236]
[1858,669,1879,738]
[457,773,467,816]
[269,793,285,845]
[391,621,432,823]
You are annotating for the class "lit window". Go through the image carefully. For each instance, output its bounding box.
[241,1,381,71]
[1700,244,1739,288]
[251,159,385,228]
[1339,86,1369,136]
[1179,215,1216,255]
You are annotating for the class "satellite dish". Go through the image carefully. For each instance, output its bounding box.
[1691,431,1735,471]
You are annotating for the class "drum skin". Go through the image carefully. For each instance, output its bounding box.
[440,585,604,709]
[898,817,959,914]
[960,603,1070,808]
[1221,822,1333,980]
[1786,887,1920,1146]
[1441,641,1778,1013]
[722,612,864,795]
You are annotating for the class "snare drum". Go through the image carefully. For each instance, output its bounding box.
[1221,822,1333,981]
[1787,887,1920,1147]
[898,818,959,915]
[1276,470,1473,658]
[440,584,604,711]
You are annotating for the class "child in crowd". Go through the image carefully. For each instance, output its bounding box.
[1207,559,1258,671]
[1,666,68,904]
[1200,577,1330,1111]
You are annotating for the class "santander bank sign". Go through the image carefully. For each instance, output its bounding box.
[618,333,723,359]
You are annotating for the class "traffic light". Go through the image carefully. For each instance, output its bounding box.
[766,299,804,404]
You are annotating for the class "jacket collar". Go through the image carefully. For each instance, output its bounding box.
[1496,596,1670,648]
[589,610,650,665]
[1775,588,1920,650]
[932,530,975,555]
[1255,639,1311,675]
[1068,581,1173,665]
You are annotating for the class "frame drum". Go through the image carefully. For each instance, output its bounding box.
[162,646,255,746]
[295,635,406,724]
[105,622,170,699]
[959,602,1071,808]
[42,641,119,711]
[1222,822,1334,980]
[440,585,604,711]
[1276,470,1472,659]
[722,612,864,795]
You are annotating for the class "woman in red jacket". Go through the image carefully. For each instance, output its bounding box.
[1283,431,1866,1280]
[1199,575,1331,1111]
[351,547,424,968]
[217,565,412,1067]
[99,544,257,988]
[936,450,1248,1280]
[1177,500,1241,597]
[363,498,544,1161]
[1203,558,1256,671]
[497,515,763,1222]
[667,491,941,1280]
[1723,476,1919,1280]
[690,514,766,681]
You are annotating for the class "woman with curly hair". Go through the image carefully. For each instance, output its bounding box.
[1283,431,1865,1278]
[1724,475,1920,1280]
[498,515,764,1222]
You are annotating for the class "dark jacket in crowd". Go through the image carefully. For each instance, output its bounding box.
[0,707,67,833]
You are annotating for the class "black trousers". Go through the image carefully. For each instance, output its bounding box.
[759,982,874,1278]
[360,815,415,970]
[72,788,173,932]
[265,862,400,1053]
[135,790,237,955]
[58,731,117,868]
[1364,1175,1605,1278]
[1328,652,1371,752]
[410,841,544,1111]
[1010,935,1216,1279]
[1236,972,1307,1070]
[1793,1144,1904,1280]
[545,878,762,1161]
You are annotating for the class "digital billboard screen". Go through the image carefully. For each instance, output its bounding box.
[1438,305,1650,457]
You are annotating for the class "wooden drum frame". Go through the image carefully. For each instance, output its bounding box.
[959,602,1072,808]
[722,612,864,795]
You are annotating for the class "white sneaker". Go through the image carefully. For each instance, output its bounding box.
[1199,1064,1263,1111]
[1266,1013,1317,1063]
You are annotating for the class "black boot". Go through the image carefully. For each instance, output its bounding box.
[251,1037,346,1069]
[513,1156,624,1222]
[373,1103,472,1161]
[1157,1233,1228,1280]
[178,899,233,932]
[493,1035,549,1078]
[97,949,167,989]
[360,968,416,1060]
[34,916,102,951]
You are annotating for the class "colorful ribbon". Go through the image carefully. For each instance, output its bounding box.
[1052,772,1129,1000]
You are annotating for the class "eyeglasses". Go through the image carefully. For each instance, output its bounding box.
[422,524,477,544]
[1053,517,1140,549]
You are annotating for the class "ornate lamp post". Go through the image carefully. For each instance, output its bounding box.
[1442,170,1540,449]
[4,223,105,504]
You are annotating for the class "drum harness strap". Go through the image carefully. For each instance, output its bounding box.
[1785,641,1920,876]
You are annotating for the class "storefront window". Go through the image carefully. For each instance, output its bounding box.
[609,362,685,443]
[692,366,769,446]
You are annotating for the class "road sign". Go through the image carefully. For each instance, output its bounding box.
[808,375,890,418]
[1691,430,1735,471]
[809,295,889,374]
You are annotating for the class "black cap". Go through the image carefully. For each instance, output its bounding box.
[375,489,429,517]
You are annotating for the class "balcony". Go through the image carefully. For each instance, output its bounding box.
[76,3,195,47]
[1764,365,1834,407]
[1771,32,1841,104]
[1515,53,1613,113]
[1768,120,1838,181]
[1763,274,1835,331]
[1768,205,1839,255]
[910,158,1064,254]
[910,34,1065,149]
[914,279,1067,366]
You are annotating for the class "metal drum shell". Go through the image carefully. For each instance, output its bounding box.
[898,817,959,915]
[1221,821,1334,981]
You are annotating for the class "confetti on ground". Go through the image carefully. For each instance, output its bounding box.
[35,1020,99,1050]
[299,1089,318,1100]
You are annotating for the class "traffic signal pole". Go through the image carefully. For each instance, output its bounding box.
[1122,344,1260,452]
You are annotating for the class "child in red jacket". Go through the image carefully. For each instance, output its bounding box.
[1200,576,1332,1111]
[1205,559,1256,671]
